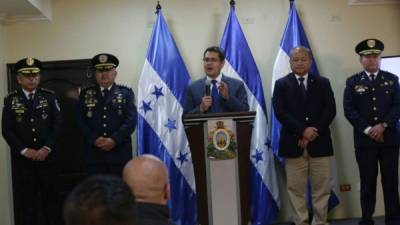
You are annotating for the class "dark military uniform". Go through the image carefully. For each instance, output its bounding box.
[2,87,62,225]
[78,84,136,176]
[343,39,400,225]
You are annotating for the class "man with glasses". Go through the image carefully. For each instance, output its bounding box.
[184,46,249,114]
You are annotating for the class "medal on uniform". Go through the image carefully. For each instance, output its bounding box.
[118,110,123,115]
[42,113,48,120]
[15,109,25,114]
[87,110,93,118]
[16,116,23,123]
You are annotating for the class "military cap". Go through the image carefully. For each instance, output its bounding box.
[91,53,119,71]
[15,57,42,75]
[355,39,384,55]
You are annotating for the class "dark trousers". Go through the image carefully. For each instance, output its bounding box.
[12,163,59,225]
[86,163,125,177]
[356,147,400,225]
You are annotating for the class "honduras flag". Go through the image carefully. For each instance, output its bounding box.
[137,6,197,225]
[270,0,339,211]
[220,3,280,225]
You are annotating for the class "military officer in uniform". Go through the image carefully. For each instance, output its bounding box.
[343,39,400,225]
[2,58,62,225]
[78,53,137,177]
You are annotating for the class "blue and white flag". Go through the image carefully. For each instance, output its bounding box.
[137,7,197,225]
[269,0,340,211]
[220,4,280,225]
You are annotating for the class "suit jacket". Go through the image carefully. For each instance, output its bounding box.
[272,73,336,158]
[78,84,137,165]
[183,75,249,114]
[343,70,400,148]
[2,88,62,166]
[136,202,175,225]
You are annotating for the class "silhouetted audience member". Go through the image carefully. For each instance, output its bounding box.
[64,175,136,225]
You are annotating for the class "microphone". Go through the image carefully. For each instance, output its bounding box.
[205,79,211,96]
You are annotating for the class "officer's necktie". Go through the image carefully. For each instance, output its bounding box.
[102,89,109,99]
[27,93,34,111]
[211,80,219,112]
[298,77,307,99]
[28,93,34,101]
[370,74,376,82]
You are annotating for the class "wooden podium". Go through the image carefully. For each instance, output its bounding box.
[183,111,256,225]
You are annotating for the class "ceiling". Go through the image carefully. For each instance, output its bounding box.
[0,0,52,24]
[0,0,41,16]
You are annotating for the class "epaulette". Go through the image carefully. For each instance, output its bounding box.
[381,70,396,77]
[116,84,132,90]
[347,72,362,81]
[5,90,17,98]
[40,88,55,94]
[82,85,97,92]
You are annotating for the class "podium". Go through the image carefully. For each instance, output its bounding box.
[183,111,256,225]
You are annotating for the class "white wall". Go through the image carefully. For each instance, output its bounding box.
[0,0,399,223]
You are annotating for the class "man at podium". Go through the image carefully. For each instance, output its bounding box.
[184,46,249,114]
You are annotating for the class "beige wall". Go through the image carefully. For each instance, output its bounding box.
[0,0,399,223]
[0,23,14,225]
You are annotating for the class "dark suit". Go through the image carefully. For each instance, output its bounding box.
[343,70,400,225]
[2,88,62,225]
[183,75,249,114]
[272,73,336,158]
[136,202,175,225]
[78,84,136,177]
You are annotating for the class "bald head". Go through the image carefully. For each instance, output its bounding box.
[123,155,169,205]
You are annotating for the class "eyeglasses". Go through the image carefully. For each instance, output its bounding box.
[203,57,221,63]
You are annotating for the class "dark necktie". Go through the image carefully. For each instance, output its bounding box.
[102,89,109,99]
[298,77,307,99]
[27,93,34,110]
[370,74,376,82]
[28,93,34,101]
[211,80,219,112]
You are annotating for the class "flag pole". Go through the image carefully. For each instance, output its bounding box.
[289,0,294,8]
[155,1,161,14]
[230,0,235,8]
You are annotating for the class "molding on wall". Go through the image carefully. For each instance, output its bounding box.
[349,0,400,5]
[0,14,49,25]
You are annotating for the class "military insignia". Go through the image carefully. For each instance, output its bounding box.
[36,98,49,109]
[87,111,93,118]
[118,110,123,115]
[84,89,98,108]
[99,54,108,63]
[384,82,388,86]
[15,109,25,114]
[367,39,376,48]
[42,113,48,120]
[207,120,237,160]
[116,93,123,103]
[11,96,27,117]
[355,85,367,93]
[26,57,34,66]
